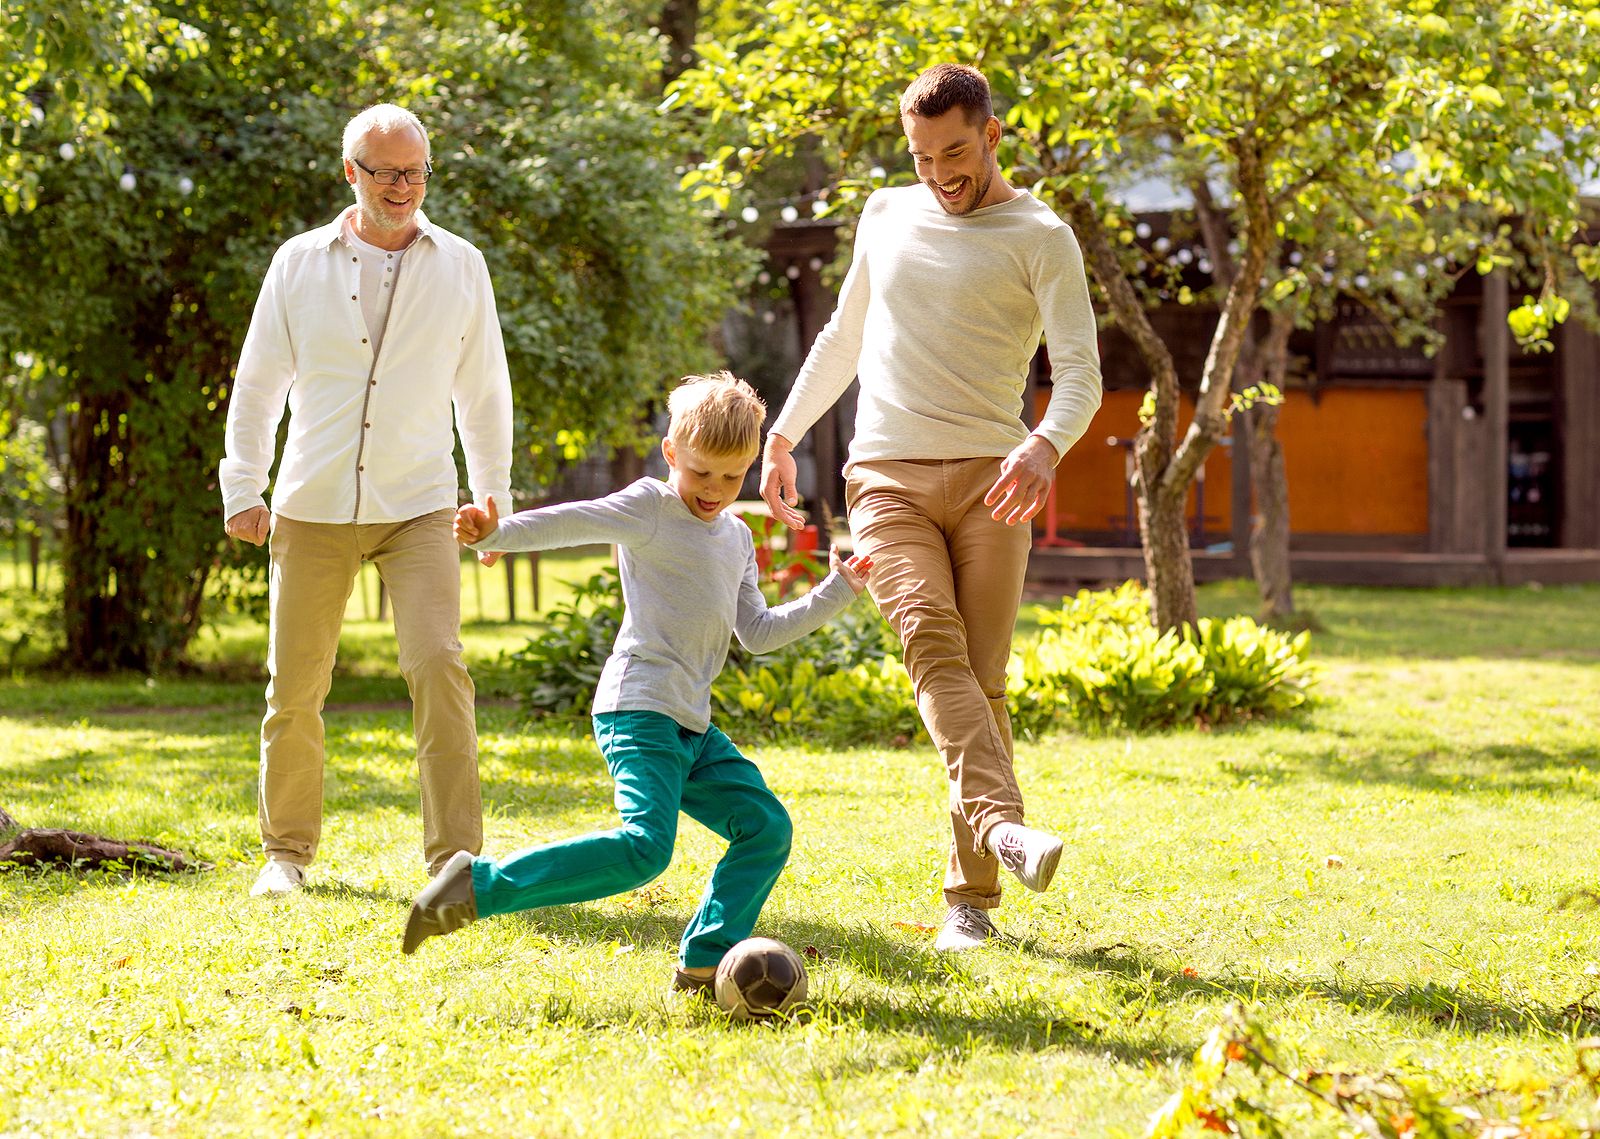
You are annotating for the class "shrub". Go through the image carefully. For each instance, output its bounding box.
[502,571,1314,742]
[1011,583,1317,734]
[499,565,624,718]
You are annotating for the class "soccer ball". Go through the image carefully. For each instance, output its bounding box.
[713,937,808,1020]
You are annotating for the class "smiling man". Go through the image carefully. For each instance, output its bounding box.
[760,64,1104,950]
[219,104,513,897]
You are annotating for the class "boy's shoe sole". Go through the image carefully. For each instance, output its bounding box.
[402,850,478,954]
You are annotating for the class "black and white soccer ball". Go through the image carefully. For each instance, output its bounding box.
[713,937,808,1020]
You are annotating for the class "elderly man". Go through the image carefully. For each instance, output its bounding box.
[220,103,513,896]
[761,65,1103,950]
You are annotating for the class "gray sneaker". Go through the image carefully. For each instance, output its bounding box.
[934,902,1001,951]
[402,850,478,954]
[987,822,1063,893]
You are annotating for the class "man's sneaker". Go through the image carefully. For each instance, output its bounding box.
[249,858,305,897]
[986,822,1063,893]
[671,969,716,1000]
[402,850,478,954]
[934,902,1001,951]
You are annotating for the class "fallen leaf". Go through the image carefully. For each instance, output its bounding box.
[1325,854,1346,869]
[892,920,936,934]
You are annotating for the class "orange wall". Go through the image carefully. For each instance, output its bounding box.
[1276,387,1428,534]
[1039,385,1429,538]
[1043,390,1233,538]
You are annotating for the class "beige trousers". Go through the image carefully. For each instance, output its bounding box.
[847,458,1033,910]
[261,509,481,874]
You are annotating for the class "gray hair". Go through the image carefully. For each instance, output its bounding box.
[342,104,430,162]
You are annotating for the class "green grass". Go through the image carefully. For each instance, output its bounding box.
[2,581,1599,1136]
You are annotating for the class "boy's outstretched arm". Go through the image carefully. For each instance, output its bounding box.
[453,495,502,567]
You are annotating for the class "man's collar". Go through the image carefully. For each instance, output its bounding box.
[314,204,437,250]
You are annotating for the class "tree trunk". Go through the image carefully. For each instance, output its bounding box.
[0,805,207,873]
[659,0,700,85]
[1140,477,1197,631]
[61,384,146,671]
[1247,310,1296,622]
[1060,194,1191,629]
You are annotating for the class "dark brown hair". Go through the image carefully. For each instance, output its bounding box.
[899,64,992,127]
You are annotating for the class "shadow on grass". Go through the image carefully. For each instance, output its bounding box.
[1067,941,1600,1039]
[486,902,1189,1060]
[1194,582,1600,664]
[1207,736,1600,797]
[458,901,1600,1055]
[4,715,613,830]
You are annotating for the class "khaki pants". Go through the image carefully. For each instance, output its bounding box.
[847,458,1032,910]
[261,510,481,874]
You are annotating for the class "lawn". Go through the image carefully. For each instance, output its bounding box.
[2,577,1598,1137]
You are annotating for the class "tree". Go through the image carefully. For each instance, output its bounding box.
[1,0,200,214]
[673,0,1599,631]
[0,0,753,670]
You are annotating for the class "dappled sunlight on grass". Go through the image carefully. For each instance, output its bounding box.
[2,582,1599,1134]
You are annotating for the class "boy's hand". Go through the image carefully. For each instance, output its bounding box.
[454,495,503,567]
[829,547,874,595]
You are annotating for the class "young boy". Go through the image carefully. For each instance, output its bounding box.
[402,372,872,996]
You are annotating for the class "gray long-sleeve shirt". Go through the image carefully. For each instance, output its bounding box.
[473,478,858,733]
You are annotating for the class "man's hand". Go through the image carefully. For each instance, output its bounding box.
[984,435,1060,526]
[454,495,503,567]
[829,547,875,596]
[225,506,270,546]
[760,434,807,530]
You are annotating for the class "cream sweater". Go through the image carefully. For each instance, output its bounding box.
[770,185,1102,465]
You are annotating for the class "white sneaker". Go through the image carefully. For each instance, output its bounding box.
[250,858,305,897]
[934,902,1000,951]
[987,822,1063,893]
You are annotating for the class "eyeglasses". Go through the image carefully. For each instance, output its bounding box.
[350,157,433,185]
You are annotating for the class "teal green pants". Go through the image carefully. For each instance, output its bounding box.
[470,710,793,969]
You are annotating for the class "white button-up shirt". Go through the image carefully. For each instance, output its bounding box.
[220,206,513,525]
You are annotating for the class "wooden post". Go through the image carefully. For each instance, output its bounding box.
[1481,271,1509,580]
[504,553,516,623]
[1558,321,1600,547]
[1230,412,1251,563]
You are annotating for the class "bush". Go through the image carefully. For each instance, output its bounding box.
[499,565,624,718]
[501,572,1314,743]
[1010,582,1317,734]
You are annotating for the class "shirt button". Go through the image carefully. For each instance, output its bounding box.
[364,422,371,428]
[358,465,365,471]
[369,379,377,386]
[351,294,357,300]
[351,256,358,263]
[361,338,368,344]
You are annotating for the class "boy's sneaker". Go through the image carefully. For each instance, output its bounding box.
[671,969,716,1000]
[934,902,1000,951]
[402,850,478,955]
[249,858,305,897]
[986,822,1063,893]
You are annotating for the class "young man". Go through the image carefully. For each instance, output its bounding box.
[760,64,1104,949]
[403,373,872,994]
[220,104,513,895]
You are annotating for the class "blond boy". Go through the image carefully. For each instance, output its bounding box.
[403,373,871,993]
